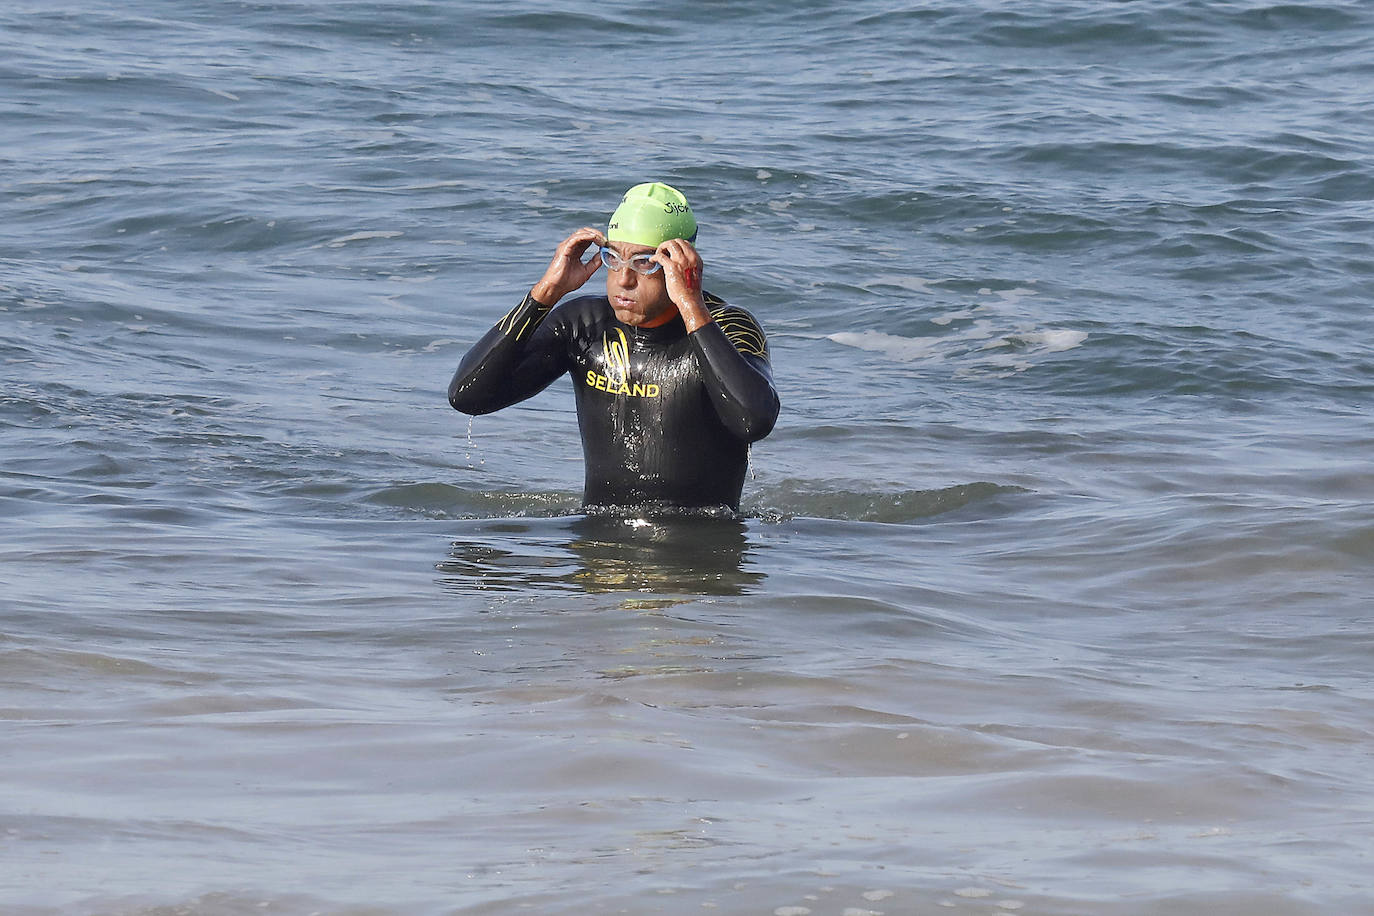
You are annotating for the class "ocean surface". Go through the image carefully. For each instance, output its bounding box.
[3,1,1373,913]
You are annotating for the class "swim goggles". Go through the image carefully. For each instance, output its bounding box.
[599,246,662,275]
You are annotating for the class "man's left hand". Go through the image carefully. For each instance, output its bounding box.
[652,239,710,332]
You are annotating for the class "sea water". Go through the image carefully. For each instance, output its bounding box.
[3,1,1373,913]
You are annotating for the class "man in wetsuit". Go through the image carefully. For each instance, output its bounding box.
[448,182,779,513]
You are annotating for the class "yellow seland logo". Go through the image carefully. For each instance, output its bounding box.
[585,328,661,398]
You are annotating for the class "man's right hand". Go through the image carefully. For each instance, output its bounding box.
[530,227,604,305]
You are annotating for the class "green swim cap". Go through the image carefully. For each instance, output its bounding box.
[606,182,698,248]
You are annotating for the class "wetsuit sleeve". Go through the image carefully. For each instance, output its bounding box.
[447,292,567,415]
[689,303,780,442]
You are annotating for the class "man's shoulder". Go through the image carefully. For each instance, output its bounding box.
[704,293,769,359]
[704,292,764,324]
[547,294,616,333]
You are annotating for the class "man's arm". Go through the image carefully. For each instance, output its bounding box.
[447,292,564,415]
[448,228,605,415]
[691,301,779,442]
[651,239,779,442]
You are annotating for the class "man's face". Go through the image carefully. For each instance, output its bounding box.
[602,241,675,327]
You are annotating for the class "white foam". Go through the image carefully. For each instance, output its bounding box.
[829,323,1086,374]
[930,307,983,326]
[828,329,944,361]
[989,286,1039,304]
[979,329,1088,354]
[1031,329,1089,352]
[325,230,404,247]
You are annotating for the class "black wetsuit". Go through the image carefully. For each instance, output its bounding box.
[448,291,779,512]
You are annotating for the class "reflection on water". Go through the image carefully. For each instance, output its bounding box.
[437,514,765,596]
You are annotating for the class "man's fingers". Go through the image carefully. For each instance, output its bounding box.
[655,239,701,267]
[648,240,704,302]
[653,240,702,286]
[561,227,606,259]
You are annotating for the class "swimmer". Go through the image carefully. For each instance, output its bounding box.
[448,182,779,512]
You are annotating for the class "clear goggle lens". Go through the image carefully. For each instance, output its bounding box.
[599,246,661,275]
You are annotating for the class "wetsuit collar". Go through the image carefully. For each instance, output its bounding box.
[615,303,687,341]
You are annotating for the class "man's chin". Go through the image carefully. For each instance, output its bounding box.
[613,307,651,327]
[613,303,675,328]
